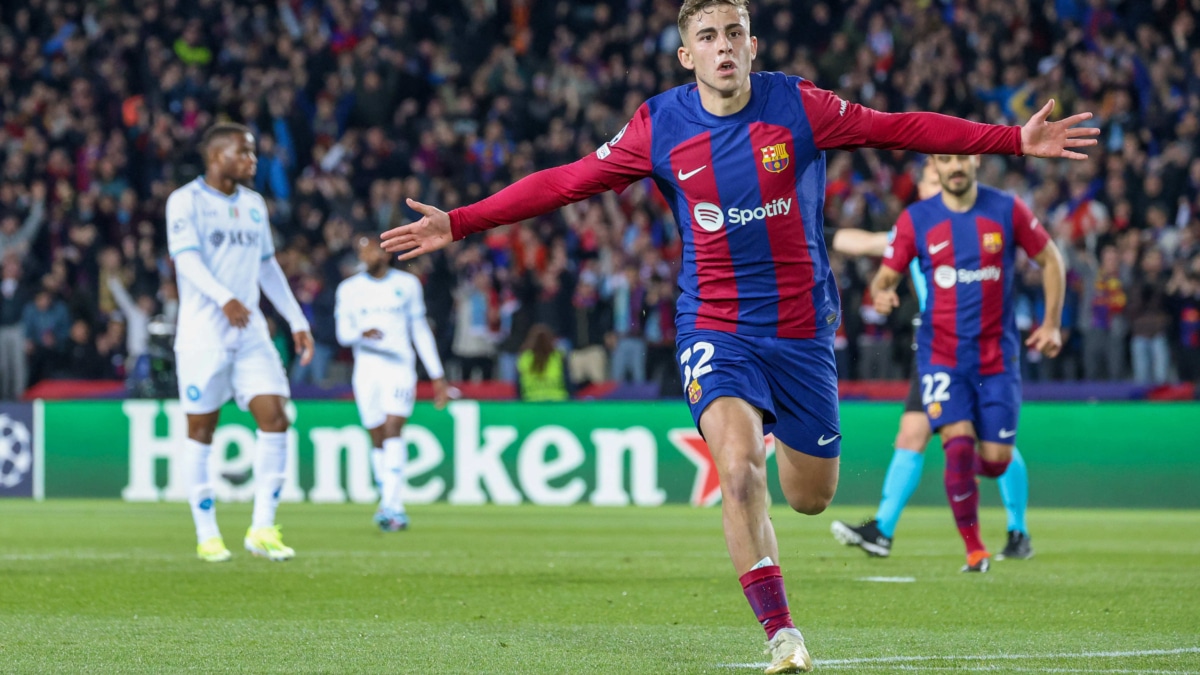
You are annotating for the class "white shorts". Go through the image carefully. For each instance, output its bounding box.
[353,363,416,429]
[175,339,290,414]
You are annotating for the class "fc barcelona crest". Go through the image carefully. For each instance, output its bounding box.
[982,232,1003,254]
[760,143,790,173]
[687,379,703,404]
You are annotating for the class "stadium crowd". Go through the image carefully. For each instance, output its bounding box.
[1,0,1199,402]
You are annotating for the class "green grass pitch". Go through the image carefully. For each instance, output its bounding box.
[1,501,1198,673]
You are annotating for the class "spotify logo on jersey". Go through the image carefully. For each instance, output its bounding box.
[934,265,958,289]
[693,202,726,232]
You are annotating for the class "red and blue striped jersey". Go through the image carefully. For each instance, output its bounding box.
[450,71,1023,339]
[882,185,1051,375]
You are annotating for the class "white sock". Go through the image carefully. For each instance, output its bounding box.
[370,447,385,491]
[382,435,406,513]
[187,438,220,543]
[251,430,288,529]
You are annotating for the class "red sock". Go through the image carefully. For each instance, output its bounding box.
[944,436,985,554]
[739,565,795,639]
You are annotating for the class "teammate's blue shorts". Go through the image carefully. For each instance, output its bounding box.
[675,329,841,458]
[916,364,1020,445]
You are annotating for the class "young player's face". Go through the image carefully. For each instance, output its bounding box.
[931,154,978,197]
[678,5,756,96]
[214,133,258,183]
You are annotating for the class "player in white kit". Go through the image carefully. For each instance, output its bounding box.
[166,123,314,562]
[336,235,449,531]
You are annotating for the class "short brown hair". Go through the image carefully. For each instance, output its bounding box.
[677,0,750,42]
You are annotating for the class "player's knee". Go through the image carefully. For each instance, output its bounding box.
[894,431,929,453]
[977,457,1010,478]
[187,422,216,444]
[257,411,289,433]
[718,460,767,506]
[784,490,833,516]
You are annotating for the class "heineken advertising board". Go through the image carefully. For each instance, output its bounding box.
[21,400,1198,508]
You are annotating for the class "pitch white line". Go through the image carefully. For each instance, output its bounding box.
[856,576,916,583]
[820,662,1195,667]
[723,646,1200,670]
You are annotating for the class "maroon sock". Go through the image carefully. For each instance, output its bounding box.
[944,435,985,554]
[976,456,1010,479]
[739,565,795,639]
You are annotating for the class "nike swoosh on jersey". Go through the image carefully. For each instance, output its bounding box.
[928,241,950,254]
[817,434,841,446]
[998,428,1017,439]
[677,165,707,181]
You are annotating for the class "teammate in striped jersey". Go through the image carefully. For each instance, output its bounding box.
[832,160,1035,562]
[381,2,1096,670]
[871,155,1066,573]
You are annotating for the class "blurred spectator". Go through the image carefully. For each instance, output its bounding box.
[643,274,679,396]
[1072,244,1128,381]
[605,264,646,383]
[517,324,569,402]
[1166,257,1200,382]
[59,318,107,380]
[1128,249,1172,385]
[289,273,336,386]
[22,288,70,386]
[452,267,498,381]
[567,269,610,388]
[0,256,31,399]
[106,274,153,366]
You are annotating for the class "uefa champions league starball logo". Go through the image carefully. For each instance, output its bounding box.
[0,413,33,489]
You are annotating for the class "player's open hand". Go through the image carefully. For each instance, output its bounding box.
[1025,325,1062,358]
[293,330,315,366]
[872,288,899,316]
[222,299,251,328]
[380,199,453,261]
[431,378,451,410]
[1020,100,1100,160]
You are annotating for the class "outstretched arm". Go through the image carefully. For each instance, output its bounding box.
[801,82,1098,159]
[829,227,889,257]
[382,105,655,260]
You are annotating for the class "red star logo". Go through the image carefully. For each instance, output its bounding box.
[668,429,776,507]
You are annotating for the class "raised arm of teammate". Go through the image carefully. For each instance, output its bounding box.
[381,105,655,259]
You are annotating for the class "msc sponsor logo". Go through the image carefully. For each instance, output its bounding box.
[692,198,794,232]
[209,229,261,248]
[933,265,1001,289]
